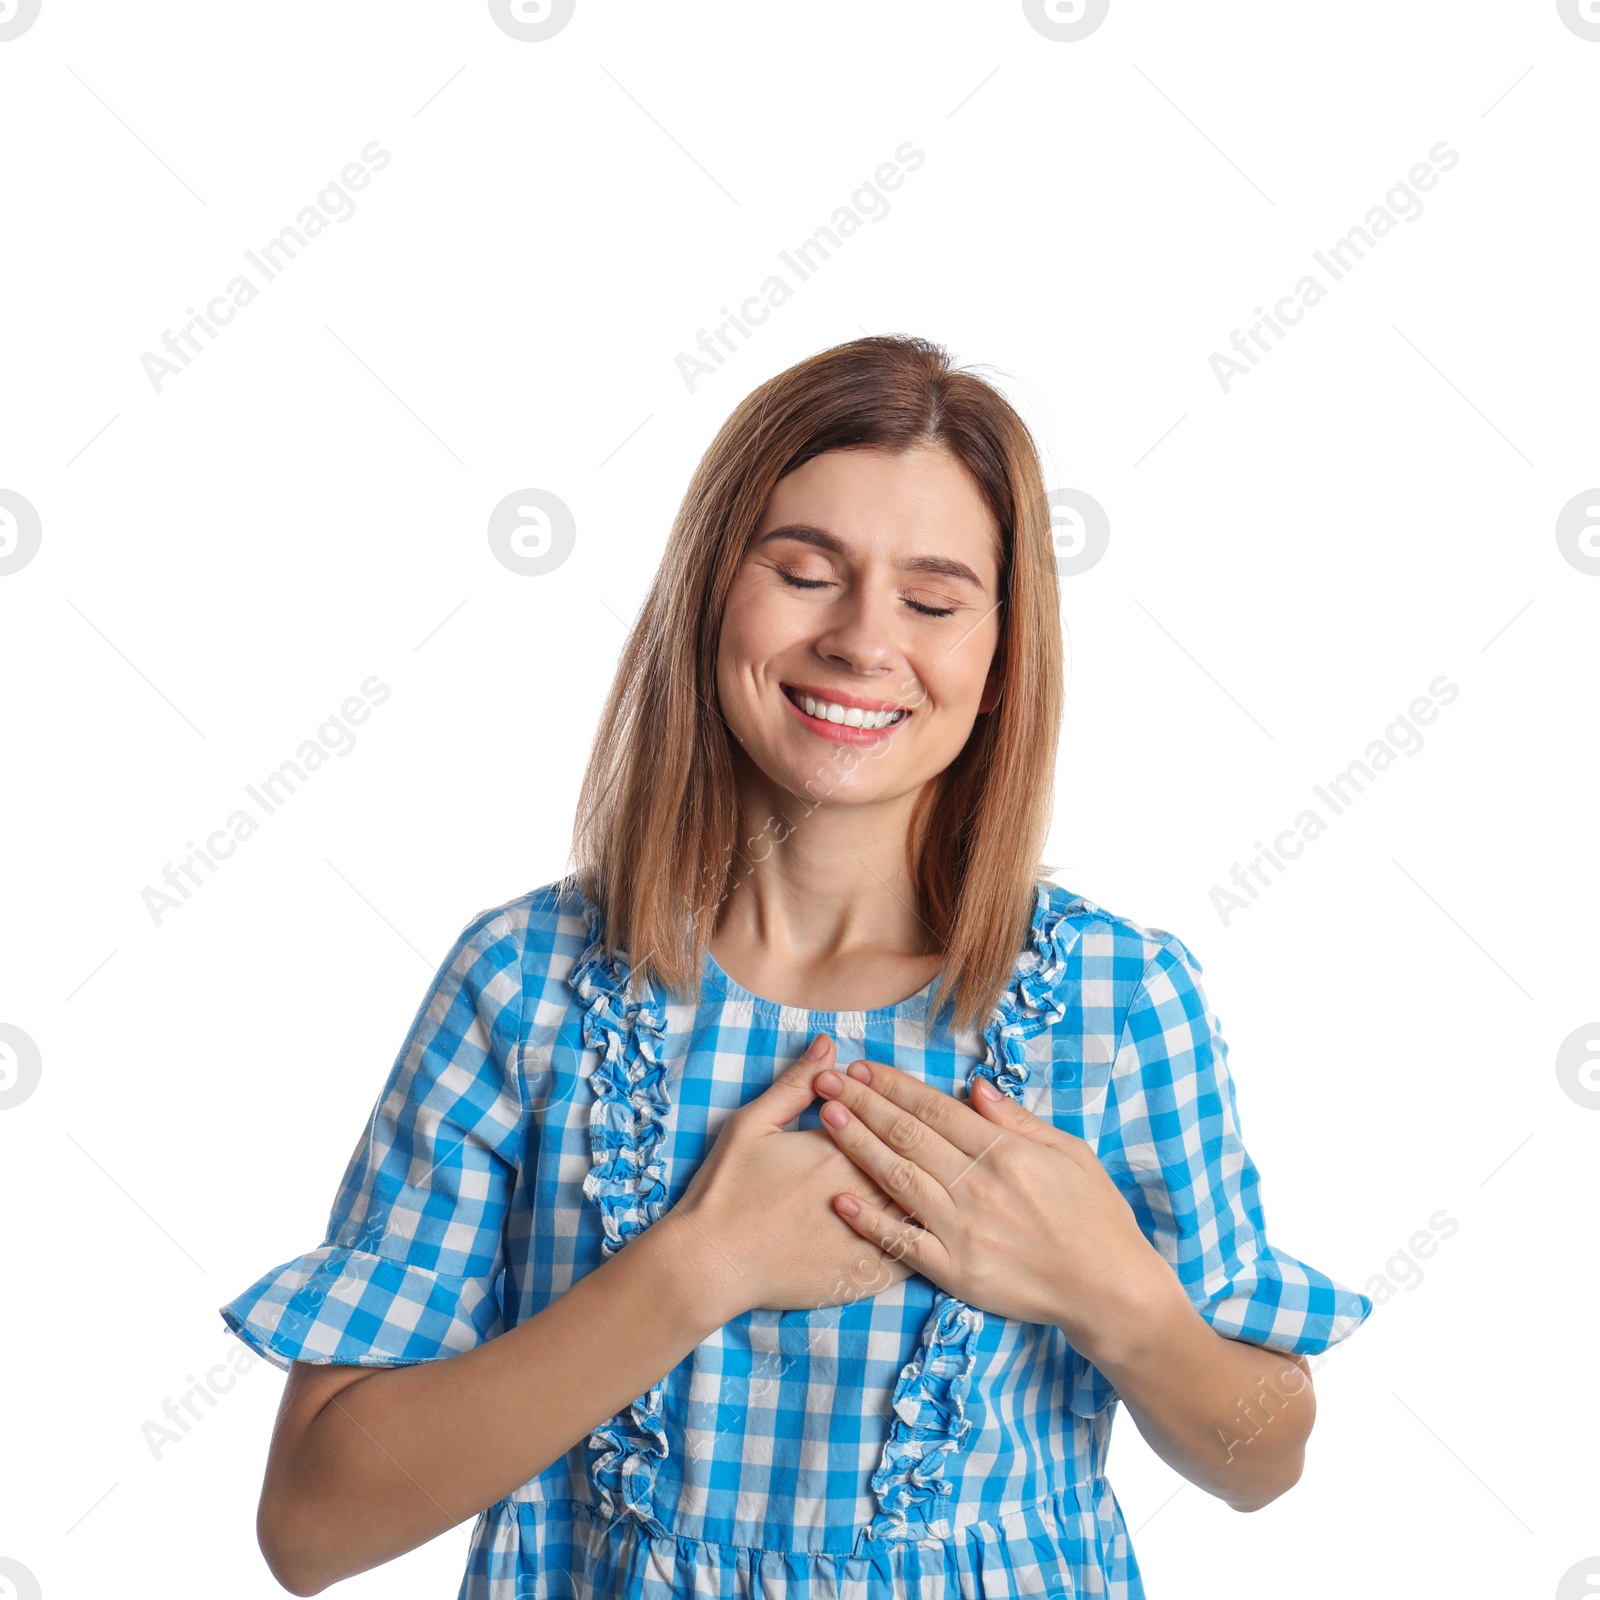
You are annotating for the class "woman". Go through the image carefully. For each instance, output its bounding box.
[221,334,1371,1598]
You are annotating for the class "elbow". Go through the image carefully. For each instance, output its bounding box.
[1225,1369,1315,1512]
[259,1546,323,1597]
[258,1493,338,1597]
[259,1535,324,1597]
[260,1541,331,1597]
[1225,1446,1305,1513]
[267,1568,325,1600]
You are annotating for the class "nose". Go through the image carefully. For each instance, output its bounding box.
[811,573,903,678]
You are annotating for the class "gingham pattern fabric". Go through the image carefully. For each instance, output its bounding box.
[220,877,1373,1599]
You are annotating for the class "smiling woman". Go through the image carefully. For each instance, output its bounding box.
[220,334,1371,1600]
[576,335,1064,1032]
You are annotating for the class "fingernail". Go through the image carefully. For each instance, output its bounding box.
[805,1033,830,1059]
[847,1060,872,1084]
[974,1077,1000,1101]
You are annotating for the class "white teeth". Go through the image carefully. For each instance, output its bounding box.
[795,691,905,729]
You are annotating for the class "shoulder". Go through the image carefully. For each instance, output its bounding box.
[458,875,595,969]
[1033,884,1233,1149]
[1032,877,1210,1031]
[1034,877,1199,976]
[481,878,633,1046]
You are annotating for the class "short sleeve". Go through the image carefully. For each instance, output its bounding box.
[1069,931,1371,1416]
[219,906,527,1373]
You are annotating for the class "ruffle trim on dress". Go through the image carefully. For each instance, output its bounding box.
[572,939,671,1258]
[865,1292,984,1541]
[570,888,674,1538]
[972,881,1096,1098]
[866,881,1090,1540]
[990,883,1109,1423]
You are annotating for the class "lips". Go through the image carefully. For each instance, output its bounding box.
[777,683,912,745]
[779,682,909,715]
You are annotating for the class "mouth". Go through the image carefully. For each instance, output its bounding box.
[780,683,911,732]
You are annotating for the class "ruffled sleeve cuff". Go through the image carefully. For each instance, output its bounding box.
[1067,1245,1372,1417]
[1190,1242,1373,1350]
[220,1244,506,1374]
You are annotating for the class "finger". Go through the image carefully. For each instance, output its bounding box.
[845,1175,916,1225]
[814,1080,954,1230]
[745,1035,835,1131]
[833,1191,937,1275]
[965,1072,1089,1159]
[813,1064,974,1191]
[826,1055,1003,1165]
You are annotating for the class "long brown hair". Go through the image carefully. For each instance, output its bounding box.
[566,333,1063,1038]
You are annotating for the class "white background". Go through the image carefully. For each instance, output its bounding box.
[1,2,1595,1596]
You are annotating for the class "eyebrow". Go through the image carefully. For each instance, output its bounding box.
[752,524,989,592]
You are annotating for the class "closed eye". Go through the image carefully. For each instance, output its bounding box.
[775,567,956,619]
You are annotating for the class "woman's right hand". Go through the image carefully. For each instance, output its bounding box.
[668,1036,918,1317]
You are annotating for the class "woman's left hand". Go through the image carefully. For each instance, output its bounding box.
[810,1056,1173,1342]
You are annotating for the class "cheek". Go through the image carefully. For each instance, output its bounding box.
[919,661,984,715]
[721,583,798,669]
[716,586,755,665]
[716,592,786,713]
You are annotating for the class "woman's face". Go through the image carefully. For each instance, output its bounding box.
[715,443,1004,809]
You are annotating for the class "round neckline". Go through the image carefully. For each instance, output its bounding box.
[700,945,944,1022]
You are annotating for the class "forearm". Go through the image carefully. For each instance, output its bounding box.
[264,1210,740,1594]
[1066,1262,1316,1512]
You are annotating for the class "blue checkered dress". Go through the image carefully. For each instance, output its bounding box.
[221,877,1372,1598]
